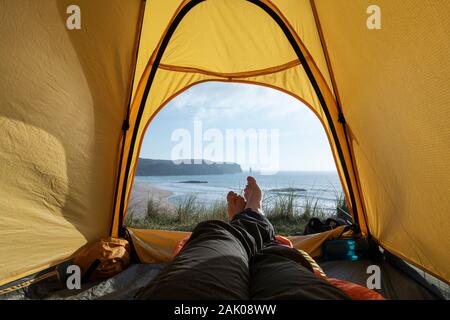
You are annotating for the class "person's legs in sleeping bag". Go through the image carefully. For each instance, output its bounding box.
[249,243,350,299]
[135,176,349,300]
[135,184,267,300]
[240,177,349,300]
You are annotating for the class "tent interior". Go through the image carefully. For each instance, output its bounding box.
[1,0,449,299]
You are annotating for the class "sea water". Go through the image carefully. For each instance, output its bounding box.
[135,171,343,215]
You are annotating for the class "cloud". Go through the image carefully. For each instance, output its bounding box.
[167,82,307,122]
[142,82,336,171]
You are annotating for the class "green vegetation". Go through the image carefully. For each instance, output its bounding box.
[126,195,227,231]
[261,191,327,235]
[125,191,349,236]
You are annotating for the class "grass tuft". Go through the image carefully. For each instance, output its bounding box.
[126,191,349,236]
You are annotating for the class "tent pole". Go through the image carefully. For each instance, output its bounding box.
[111,0,147,237]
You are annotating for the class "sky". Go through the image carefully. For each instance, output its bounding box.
[140,82,337,172]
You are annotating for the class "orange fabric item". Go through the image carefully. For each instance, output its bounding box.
[173,234,191,257]
[327,278,385,300]
[72,237,130,281]
[274,235,293,248]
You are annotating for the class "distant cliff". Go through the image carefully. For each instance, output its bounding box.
[135,159,242,176]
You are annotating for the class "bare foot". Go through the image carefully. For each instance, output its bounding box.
[244,176,263,214]
[227,191,246,220]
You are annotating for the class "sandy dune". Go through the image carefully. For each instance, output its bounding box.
[128,181,173,218]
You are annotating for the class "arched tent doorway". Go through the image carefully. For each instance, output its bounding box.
[111,0,366,239]
[125,81,351,234]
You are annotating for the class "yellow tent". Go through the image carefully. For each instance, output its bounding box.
[1,0,449,294]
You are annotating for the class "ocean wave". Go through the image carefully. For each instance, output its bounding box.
[267,187,307,193]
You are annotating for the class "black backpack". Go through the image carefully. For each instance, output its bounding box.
[303,217,347,235]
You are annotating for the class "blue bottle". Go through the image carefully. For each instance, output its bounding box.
[322,238,369,261]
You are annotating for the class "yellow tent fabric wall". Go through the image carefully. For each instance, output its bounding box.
[313,0,450,282]
[0,0,142,286]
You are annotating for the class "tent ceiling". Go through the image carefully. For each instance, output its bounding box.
[161,0,298,73]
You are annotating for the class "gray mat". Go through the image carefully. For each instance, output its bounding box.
[319,259,446,299]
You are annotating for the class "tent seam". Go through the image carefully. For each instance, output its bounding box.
[158,59,301,78]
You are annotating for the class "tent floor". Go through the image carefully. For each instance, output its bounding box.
[319,259,446,299]
[2,260,445,300]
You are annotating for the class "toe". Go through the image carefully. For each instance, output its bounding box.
[227,191,235,202]
[236,196,246,208]
[247,176,257,186]
[244,188,250,200]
